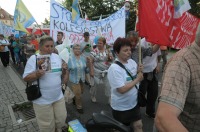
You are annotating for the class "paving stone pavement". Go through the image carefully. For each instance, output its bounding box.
[0,64,39,132]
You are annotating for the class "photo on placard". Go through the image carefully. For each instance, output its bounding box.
[37,55,51,72]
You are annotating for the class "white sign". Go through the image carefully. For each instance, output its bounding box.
[0,21,18,37]
[50,0,125,44]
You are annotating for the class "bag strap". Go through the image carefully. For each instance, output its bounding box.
[35,55,40,86]
[115,61,139,90]
[26,55,40,87]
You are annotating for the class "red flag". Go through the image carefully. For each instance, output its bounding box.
[170,12,199,49]
[138,0,199,49]
[138,0,174,46]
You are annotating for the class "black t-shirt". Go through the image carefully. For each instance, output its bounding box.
[56,41,63,45]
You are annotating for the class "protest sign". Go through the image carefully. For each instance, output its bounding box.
[0,21,18,37]
[50,0,125,44]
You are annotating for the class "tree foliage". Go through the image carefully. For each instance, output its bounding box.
[189,0,200,18]
[62,0,124,20]
[42,18,50,25]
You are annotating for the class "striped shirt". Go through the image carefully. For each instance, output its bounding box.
[90,48,111,71]
[131,46,153,64]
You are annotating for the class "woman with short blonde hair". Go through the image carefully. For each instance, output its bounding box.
[67,43,91,114]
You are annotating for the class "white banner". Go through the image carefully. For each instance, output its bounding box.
[174,0,191,18]
[50,0,125,44]
[0,21,18,37]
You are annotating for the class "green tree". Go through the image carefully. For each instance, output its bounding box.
[62,0,125,20]
[189,0,200,18]
[62,0,73,11]
[42,18,50,25]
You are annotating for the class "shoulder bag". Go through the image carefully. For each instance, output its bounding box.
[25,55,42,101]
[0,45,5,52]
[0,40,6,52]
[115,61,147,107]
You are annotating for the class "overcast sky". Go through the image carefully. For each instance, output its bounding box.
[0,0,62,24]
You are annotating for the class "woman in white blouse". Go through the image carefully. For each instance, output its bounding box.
[23,36,68,132]
[108,37,143,132]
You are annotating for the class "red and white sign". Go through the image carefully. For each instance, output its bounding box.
[26,28,50,35]
[138,0,199,49]
[170,12,199,49]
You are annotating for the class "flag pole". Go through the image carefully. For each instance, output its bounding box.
[84,12,88,32]
[78,2,84,18]
[138,37,142,65]
[135,9,142,65]
[134,10,138,31]
[34,21,45,35]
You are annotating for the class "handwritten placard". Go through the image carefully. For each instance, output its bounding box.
[50,0,125,44]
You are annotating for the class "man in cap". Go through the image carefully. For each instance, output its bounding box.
[80,32,93,86]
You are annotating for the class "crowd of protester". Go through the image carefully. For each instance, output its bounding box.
[0,24,199,132]
[0,33,44,68]
[0,31,169,132]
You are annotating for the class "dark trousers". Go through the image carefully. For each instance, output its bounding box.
[0,51,9,67]
[20,51,27,67]
[139,70,158,114]
[9,48,16,64]
[161,50,167,70]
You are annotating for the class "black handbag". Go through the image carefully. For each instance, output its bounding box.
[115,61,147,107]
[25,55,42,101]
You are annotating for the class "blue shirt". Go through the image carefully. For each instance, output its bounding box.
[68,54,87,84]
[12,41,20,53]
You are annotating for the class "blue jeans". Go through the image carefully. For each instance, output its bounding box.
[14,51,20,63]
